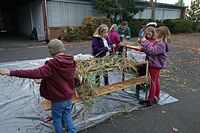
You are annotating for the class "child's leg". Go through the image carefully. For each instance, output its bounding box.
[103,71,109,85]
[62,101,77,133]
[95,75,100,87]
[155,69,161,100]
[51,102,65,133]
[148,68,159,102]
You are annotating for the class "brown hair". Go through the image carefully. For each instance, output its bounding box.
[144,26,156,39]
[141,21,146,26]
[121,21,128,26]
[156,26,171,43]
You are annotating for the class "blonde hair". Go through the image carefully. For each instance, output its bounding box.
[144,26,156,39]
[109,24,118,32]
[156,26,171,43]
[93,24,108,36]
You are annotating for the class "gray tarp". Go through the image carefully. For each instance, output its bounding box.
[0,55,178,133]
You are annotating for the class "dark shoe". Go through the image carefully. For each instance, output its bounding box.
[139,100,153,107]
[138,100,148,105]
[146,101,153,107]
[152,98,159,105]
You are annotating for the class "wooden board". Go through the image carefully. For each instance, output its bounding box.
[42,76,147,111]
[120,44,141,51]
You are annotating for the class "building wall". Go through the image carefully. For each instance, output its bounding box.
[46,0,183,27]
[46,0,101,27]
[134,7,181,20]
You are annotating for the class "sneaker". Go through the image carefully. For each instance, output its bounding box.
[138,100,148,105]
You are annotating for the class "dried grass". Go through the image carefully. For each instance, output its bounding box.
[75,54,139,102]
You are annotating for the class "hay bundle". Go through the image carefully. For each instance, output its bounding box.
[75,54,139,101]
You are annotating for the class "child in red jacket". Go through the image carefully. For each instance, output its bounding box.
[109,24,121,53]
[0,39,77,133]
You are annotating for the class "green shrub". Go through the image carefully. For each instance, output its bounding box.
[128,19,141,37]
[95,17,111,28]
[162,19,195,34]
[127,19,198,36]
[82,16,97,37]
[61,26,81,42]
[127,19,167,37]
[197,23,200,32]
[82,16,111,37]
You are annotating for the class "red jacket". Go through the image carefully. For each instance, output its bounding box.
[109,31,121,52]
[10,55,76,102]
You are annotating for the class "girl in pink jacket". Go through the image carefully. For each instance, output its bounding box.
[140,26,170,107]
[109,24,121,53]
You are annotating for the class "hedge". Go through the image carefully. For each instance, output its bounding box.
[60,17,199,42]
[128,19,199,37]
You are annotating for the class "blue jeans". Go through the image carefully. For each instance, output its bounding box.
[51,101,76,133]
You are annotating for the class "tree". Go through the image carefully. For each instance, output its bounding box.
[150,0,157,19]
[92,0,143,22]
[176,0,185,6]
[186,0,200,22]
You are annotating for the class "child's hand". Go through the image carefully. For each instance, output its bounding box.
[126,36,130,39]
[34,79,42,84]
[140,37,146,43]
[140,46,144,51]
[107,47,112,51]
[0,68,10,76]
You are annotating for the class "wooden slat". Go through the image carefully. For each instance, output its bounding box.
[120,44,141,51]
[42,76,147,111]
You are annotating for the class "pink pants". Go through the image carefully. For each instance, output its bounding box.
[148,68,161,102]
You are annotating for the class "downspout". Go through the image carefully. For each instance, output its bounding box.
[42,0,49,42]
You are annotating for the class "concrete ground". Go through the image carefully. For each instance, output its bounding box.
[0,33,199,133]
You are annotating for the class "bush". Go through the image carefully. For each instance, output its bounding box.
[197,23,200,32]
[82,16,111,36]
[162,19,196,34]
[60,18,198,42]
[127,19,198,37]
[82,16,97,37]
[128,19,141,37]
[128,19,163,37]
[61,26,81,42]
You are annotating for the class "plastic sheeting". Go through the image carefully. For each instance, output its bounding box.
[0,56,178,133]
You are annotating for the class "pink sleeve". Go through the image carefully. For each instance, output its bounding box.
[115,33,121,44]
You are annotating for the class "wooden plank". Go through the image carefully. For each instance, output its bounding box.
[120,44,141,51]
[42,76,147,111]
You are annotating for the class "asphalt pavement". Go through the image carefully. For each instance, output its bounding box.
[0,39,199,133]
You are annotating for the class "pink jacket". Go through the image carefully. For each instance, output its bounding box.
[109,31,121,52]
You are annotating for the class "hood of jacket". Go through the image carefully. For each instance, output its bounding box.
[49,54,76,80]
